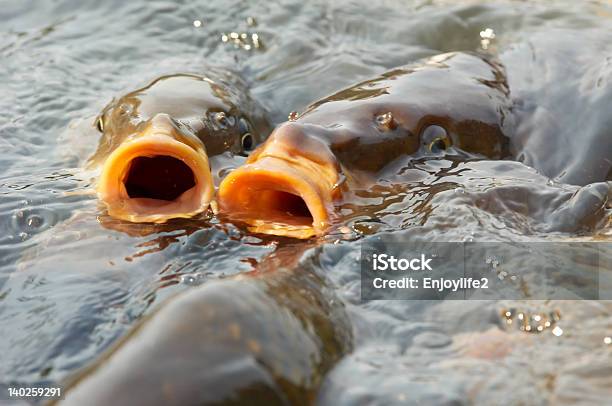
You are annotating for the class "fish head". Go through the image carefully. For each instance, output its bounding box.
[218,120,344,239]
[96,112,214,223]
[92,74,269,223]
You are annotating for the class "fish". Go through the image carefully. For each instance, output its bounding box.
[90,72,269,223]
[55,245,353,406]
[218,52,513,238]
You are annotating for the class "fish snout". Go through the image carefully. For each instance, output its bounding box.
[97,113,214,223]
[218,123,341,239]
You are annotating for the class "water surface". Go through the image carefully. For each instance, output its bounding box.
[1,0,611,404]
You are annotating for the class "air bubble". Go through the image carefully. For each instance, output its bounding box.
[181,275,196,285]
[479,27,496,50]
[220,29,262,50]
[27,214,44,229]
[11,208,55,236]
[180,273,207,286]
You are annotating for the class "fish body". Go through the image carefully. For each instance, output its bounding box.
[56,258,352,406]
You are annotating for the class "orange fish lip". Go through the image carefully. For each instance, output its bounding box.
[218,154,339,239]
[97,133,213,223]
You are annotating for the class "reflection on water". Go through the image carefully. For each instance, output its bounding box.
[500,307,562,334]
[1,0,611,404]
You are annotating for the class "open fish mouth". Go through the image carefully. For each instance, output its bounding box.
[218,154,339,239]
[97,134,213,223]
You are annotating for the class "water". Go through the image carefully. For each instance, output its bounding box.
[1,0,611,404]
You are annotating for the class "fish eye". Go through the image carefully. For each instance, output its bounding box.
[96,117,104,132]
[428,138,449,153]
[420,125,451,153]
[241,133,254,151]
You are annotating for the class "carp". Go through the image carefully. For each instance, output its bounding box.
[91,72,269,223]
[218,52,512,238]
[55,246,353,405]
